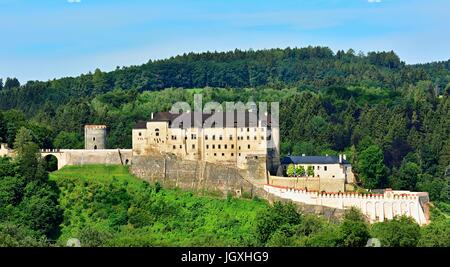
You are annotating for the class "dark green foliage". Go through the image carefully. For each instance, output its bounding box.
[0,46,449,246]
[371,216,421,247]
[3,78,20,90]
[338,208,370,247]
[53,131,83,149]
[356,144,386,189]
[255,202,302,245]
[0,136,62,242]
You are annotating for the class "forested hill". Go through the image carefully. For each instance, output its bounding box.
[0,46,449,202]
[1,46,449,115]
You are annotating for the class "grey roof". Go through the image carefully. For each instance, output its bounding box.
[133,121,147,129]
[135,111,273,129]
[281,155,350,165]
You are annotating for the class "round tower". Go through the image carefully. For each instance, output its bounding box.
[84,125,107,150]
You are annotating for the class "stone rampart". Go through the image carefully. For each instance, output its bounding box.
[264,184,430,225]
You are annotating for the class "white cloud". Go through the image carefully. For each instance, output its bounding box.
[368,0,382,3]
[67,0,81,3]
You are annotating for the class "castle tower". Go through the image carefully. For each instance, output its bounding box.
[84,125,107,150]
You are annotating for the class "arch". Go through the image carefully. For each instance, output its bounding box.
[401,202,409,216]
[94,145,97,150]
[384,202,393,220]
[375,202,383,221]
[366,202,375,220]
[44,154,58,172]
[409,202,417,221]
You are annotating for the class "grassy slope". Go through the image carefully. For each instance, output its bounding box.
[49,165,268,247]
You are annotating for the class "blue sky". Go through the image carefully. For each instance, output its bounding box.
[1,0,449,83]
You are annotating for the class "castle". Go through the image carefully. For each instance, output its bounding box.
[132,110,280,174]
[0,113,430,225]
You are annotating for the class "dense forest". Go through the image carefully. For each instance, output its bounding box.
[0,46,449,246]
[1,164,448,247]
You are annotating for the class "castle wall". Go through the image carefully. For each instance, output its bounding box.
[264,185,430,225]
[130,155,256,197]
[130,154,345,220]
[41,149,132,169]
[268,175,345,192]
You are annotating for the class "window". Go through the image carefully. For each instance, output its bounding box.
[192,144,195,149]
[173,145,176,149]
[214,153,217,156]
[247,136,250,140]
[94,145,97,149]
[231,153,234,156]
[231,144,234,149]
[239,146,241,150]
[205,135,208,140]
[248,145,251,149]
[171,135,177,140]
[324,166,327,171]
[229,135,233,140]
[138,132,142,136]
[93,137,96,141]
[218,145,221,149]
[155,128,160,137]
[224,145,227,149]
[222,153,225,157]
[206,145,209,149]
[261,136,264,140]
[254,136,257,140]
[212,135,216,140]
[191,134,196,140]
[239,153,241,156]
[212,145,215,149]
[247,128,249,132]
[179,145,182,149]
[219,135,222,140]
[317,166,320,170]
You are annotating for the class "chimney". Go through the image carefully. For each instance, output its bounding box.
[339,154,343,164]
[151,112,154,119]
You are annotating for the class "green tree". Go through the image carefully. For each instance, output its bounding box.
[286,164,296,177]
[356,144,386,189]
[338,208,370,247]
[0,112,6,143]
[391,161,421,191]
[255,202,302,245]
[3,77,20,90]
[371,216,421,247]
[295,165,306,177]
[307,166,314,177]
[418,218,450,247]
[53,131,83,149]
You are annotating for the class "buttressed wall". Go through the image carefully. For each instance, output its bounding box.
[130,155,259,197]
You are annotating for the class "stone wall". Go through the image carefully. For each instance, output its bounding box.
[264,185,430,225]
[41,149,132,170]
[130,154,345,221]
[268,175,345,192]
[130,155,256,197]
